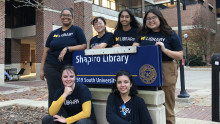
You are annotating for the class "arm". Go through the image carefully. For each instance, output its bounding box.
[65,101,92,124]
[58,43,87,62]
[40,47,50,80]
[155,42,183,60]
[92,43,108,49]
[139,98,153,124]
[92,33,114,49]
[49,87,73,116]
[113,44,121,47]
[49,95,65,116]
[132,42,139,46]
[106,94,131,124]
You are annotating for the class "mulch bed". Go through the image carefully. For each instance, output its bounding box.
[0,105,48,124]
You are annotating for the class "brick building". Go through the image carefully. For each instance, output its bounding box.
[0,0,218,83]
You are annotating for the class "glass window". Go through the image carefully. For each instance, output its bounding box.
[111,1,116,10]
[93,0,99,5]
[102,0,108,8]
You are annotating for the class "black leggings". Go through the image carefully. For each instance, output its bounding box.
[42,114,96,124]
[44,62,63,108]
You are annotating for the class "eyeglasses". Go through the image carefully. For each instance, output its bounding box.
[61,14,72,18]
[93,22,104,27]
[146,16,158,22]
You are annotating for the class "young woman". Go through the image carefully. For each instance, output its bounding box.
[40,8,87,108]
[106,70,152,124]
[113,10,140,47]
[89,17,114,49]
[139,9,183,124]
[42,65,96,124]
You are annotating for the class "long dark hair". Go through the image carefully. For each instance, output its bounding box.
[112,70,138,97]
[115,9,140,30]
[139,9,173,38]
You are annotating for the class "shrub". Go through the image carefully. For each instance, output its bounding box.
[188,54,206,66]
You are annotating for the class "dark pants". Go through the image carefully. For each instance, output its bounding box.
[42,114,96,124]
[44,62,64,108]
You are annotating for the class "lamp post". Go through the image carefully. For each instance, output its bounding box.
[176,0,189,98]
[184,34,188,66]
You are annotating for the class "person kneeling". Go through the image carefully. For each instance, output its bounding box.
[106,70,152,124]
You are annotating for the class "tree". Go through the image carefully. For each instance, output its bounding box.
[189,10,215,64]
[11,0,50,10]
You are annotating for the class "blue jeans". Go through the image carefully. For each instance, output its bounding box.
[4,71,12,80]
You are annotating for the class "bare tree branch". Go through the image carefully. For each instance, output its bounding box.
[12,0,49,10]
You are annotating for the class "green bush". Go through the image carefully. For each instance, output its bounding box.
[188,54,207,66]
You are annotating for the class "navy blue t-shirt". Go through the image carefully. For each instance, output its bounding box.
[89,32,114,48]
[54,83,96,121]
[140,31,182,61]
[114,27,138,46]
[45,25,87,66]
[106,93,152,124]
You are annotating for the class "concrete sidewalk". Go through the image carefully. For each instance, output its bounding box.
[0,68,220,124]
[0,81,218,124]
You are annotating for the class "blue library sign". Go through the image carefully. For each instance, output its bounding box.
[72,46,163,87]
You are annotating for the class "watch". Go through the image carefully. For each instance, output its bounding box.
[66,46,69,52]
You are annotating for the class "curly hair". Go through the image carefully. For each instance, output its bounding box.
[115,9,140,30]
[139,8,173,38]
[112,70,138,97]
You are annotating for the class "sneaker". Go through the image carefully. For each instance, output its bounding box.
[9,77,13,80]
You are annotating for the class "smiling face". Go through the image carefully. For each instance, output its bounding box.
[60,10,73,27]
[120,11,131,27]
[146,12,160,32]
[93,18,106,33]
[62,69,76,87]
[116,75,132,95]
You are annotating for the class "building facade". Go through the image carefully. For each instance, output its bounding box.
[0,0,218,83]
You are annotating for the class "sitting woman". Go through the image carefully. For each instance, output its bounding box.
[42,65,96,124]
[106,70,152,124]
[89,17,114,49]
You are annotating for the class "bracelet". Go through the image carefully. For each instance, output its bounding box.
[66,46,69,53]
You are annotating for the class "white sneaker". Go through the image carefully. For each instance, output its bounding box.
[9,77,13,80]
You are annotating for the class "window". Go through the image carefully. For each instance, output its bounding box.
[198,0,204,5]
[102,0,108,8]
[208,3,213,11]
[93,0,99,5]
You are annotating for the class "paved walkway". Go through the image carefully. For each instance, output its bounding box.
[0,68,220,124]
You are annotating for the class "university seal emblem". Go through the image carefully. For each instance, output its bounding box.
[139,64,157,84]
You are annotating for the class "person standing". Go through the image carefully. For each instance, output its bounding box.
[139,9,183,124]
[40,8,87,108]
[90,17,114,49]
[113,10,140,47]
[106,70,152,124]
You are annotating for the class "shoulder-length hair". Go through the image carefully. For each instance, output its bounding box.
[112,70,138,97]
[91,16,107,32]
[139,8,173,38]
[115,9,140,30]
